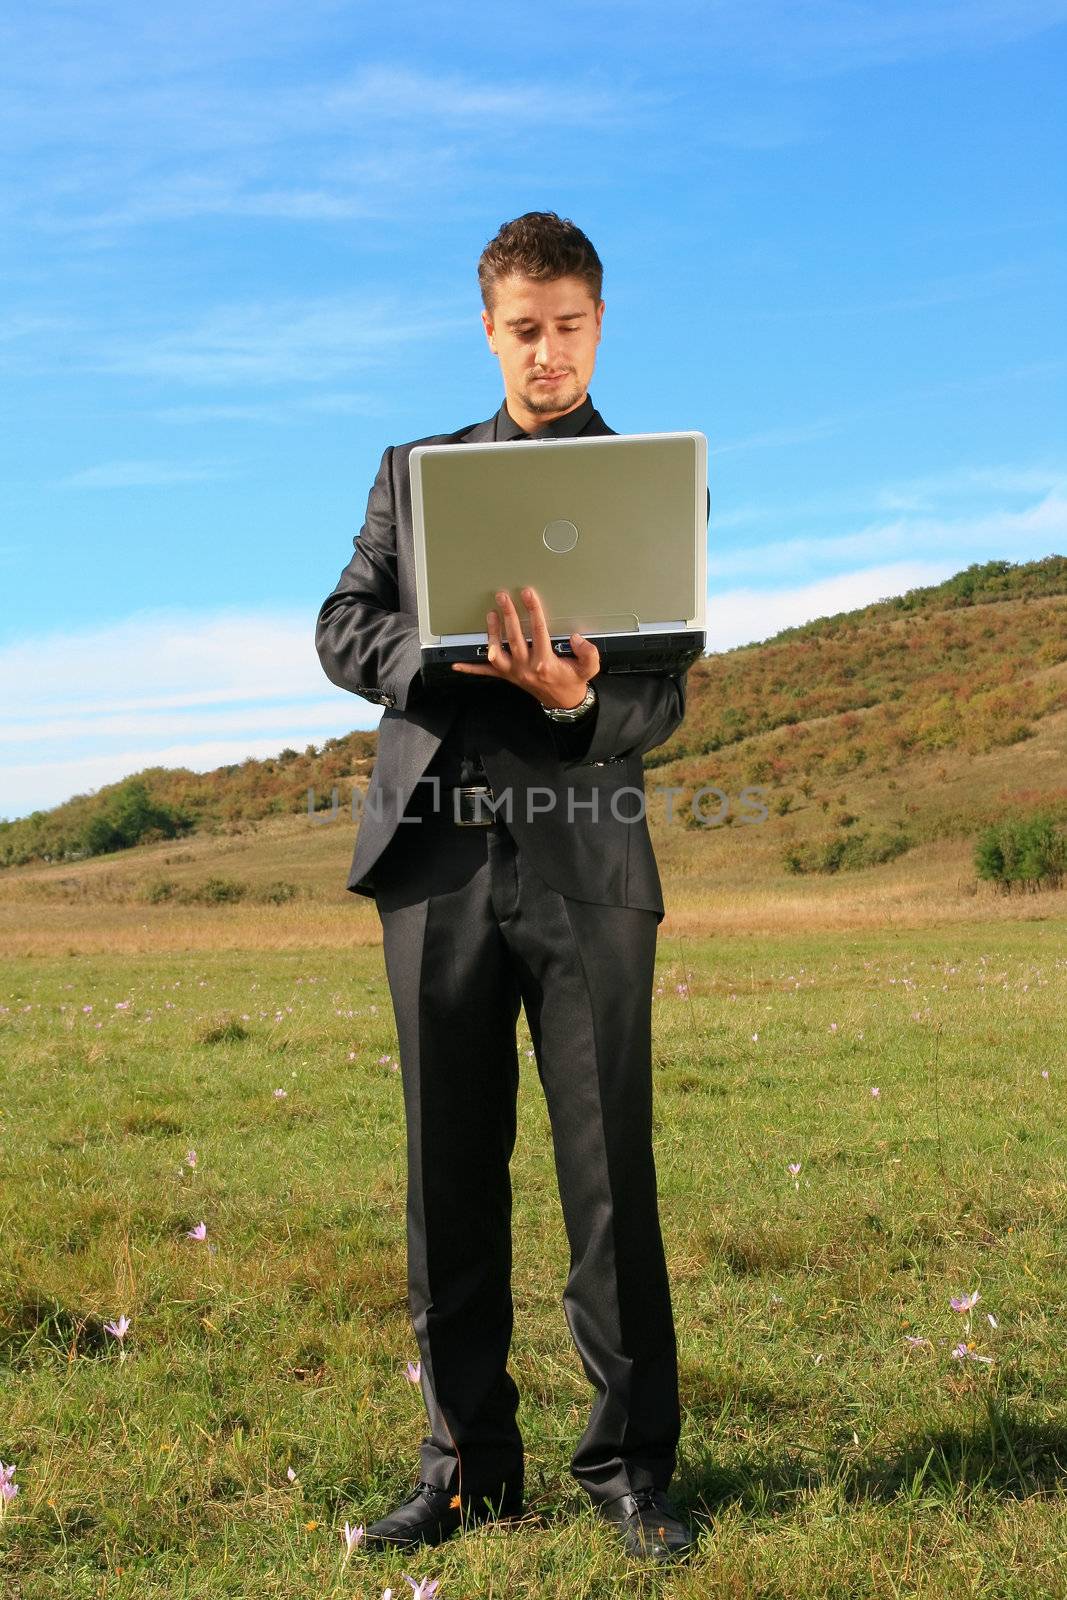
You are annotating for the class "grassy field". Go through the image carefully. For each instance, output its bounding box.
[2,897,1065,1598]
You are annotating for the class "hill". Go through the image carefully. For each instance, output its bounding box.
[2,555,1065,940]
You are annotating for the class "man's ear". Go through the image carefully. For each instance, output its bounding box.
[481,308,497,353]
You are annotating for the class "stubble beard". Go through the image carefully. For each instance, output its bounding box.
[522,372,584,418]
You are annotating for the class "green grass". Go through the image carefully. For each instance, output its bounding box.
[1,920,1065,1598]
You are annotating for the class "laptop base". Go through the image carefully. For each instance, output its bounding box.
[419,630,705,687]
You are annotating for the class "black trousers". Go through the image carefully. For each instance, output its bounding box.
[371,808,680,1507]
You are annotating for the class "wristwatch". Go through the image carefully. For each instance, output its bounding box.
[542,681,598,722]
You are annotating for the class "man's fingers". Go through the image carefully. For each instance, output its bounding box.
[570,633,601,676]
[451,607,514,680]
[520,586,554,664]
[495,590,529,663]
[454,603,599,696]
[486,605,516,672]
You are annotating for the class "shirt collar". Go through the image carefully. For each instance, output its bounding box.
[494,393,596,441]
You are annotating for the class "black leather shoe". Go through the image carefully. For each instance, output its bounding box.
[362,1478,524,1549]
[595,1486,694,1562]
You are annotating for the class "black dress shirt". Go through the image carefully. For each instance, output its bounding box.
[415,394,600,799]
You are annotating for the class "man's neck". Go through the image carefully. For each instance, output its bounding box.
[505,392,589,433]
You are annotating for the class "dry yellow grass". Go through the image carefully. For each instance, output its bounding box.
[2,835,1063,956]
[0,898,383,955]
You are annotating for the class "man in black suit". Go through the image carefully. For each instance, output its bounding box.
[315,212,693,1563]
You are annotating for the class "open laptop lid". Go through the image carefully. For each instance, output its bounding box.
[409,431,707,647]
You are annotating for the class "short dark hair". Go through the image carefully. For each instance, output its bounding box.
[477,211,603,313]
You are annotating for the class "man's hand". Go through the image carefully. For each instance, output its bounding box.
[451,585,600,710]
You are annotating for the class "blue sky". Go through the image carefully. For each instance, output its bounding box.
[2,0,1065,818]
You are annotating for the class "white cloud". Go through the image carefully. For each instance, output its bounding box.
[744,263,1032,322]
[594,0,1067,76]
[323,66,644,126]
[715,462,1067,529]
[59,459,233,489]
[0,701,349,747]
[4,37,653,233]
[2,736,359,820]
[707,560,957,651]
[0,606,344,710]
[156,391,387,424]
[711,419,839,456]
[711,487,1067,576]
[102,295,467,386]
[0,606,378,817]
[706,463,1067,645]
[870,463,1067,512]
[0,313,77,342]
[767,0,1067,73]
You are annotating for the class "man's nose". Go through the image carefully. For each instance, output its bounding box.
[534,334,557,368]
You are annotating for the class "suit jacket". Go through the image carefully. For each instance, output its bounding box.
[315,402,689,922]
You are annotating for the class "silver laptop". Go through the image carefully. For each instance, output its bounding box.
[409,431,707,683]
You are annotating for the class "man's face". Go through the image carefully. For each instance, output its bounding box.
[481,273,604,430]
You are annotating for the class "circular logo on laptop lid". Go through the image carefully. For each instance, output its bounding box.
[542,519,579,553]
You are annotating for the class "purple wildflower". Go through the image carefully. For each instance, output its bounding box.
[341,1521,364,1564]
[951,1342,994,1365]
[403,1578,440,1600]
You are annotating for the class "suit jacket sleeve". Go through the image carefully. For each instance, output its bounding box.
[315,445,425,712]
[548,667,688,766]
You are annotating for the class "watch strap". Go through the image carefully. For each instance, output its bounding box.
[542,682,598,722]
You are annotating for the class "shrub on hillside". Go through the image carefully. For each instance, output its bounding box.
[186,876,248,904]
[261,880,299,904]
[974,814,1066,894]
[783,828,912,875]
[140,876,302,906]
[79,779,192,858]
